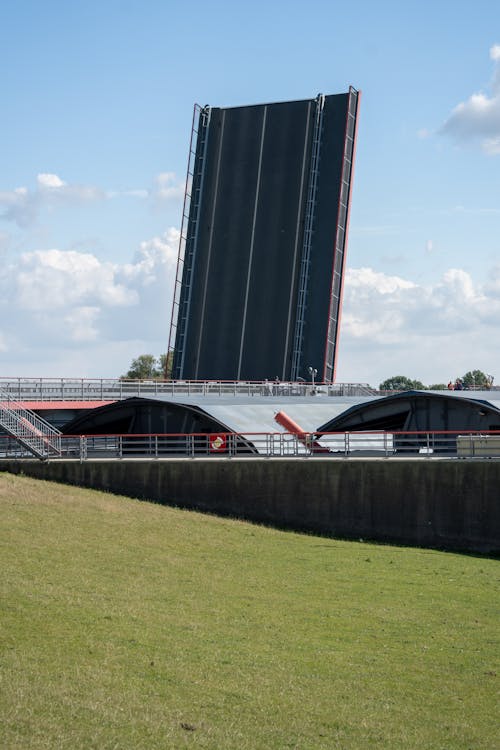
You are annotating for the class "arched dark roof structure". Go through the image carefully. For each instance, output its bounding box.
[317,391,500,433]
[62,397,226,435]
[62,397,257,454]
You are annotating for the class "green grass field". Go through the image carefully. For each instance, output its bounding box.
[1,472,498,749]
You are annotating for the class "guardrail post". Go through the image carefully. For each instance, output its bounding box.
[79,435,86,463]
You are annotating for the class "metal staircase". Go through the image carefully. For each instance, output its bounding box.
[0,388,62,459]
[168,104,211,378]
[291,94,325,381]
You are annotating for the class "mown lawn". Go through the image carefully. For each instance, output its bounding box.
[0,472,498,749]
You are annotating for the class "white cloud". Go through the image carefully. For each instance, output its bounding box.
[342,266,500,342]
[0,229,179,372]
[37,173,66,189]
[345,267,415,295]
[16,249,135,310]
[121,227,179,286]
[336,266,500,385]
[490,44,500,62]
[440,45,500,153]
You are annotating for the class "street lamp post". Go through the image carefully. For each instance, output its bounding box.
[308,366,317,392]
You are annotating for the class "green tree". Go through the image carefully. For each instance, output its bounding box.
[460,370,493,390]
[428,383,447,390]
[122,354,162,380]
[379,375,425,391]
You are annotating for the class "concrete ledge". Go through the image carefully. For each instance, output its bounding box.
[1,458,499,553]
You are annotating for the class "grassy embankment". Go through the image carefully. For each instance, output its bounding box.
[1,472,498,749]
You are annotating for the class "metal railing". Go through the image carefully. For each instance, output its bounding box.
[0,377,377,402]
[1,430,500,461]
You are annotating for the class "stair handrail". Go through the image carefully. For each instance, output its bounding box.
[0,387,62,458]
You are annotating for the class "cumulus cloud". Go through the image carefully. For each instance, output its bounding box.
[16,249,136,310]
[0,228,179,365]
[120,227,180,285]
[440,44,500,153]
[37,173,66,189]
[336,265,500,384]
[342,266,500,343]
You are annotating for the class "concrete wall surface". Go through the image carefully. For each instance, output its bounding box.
[1,458,499,553]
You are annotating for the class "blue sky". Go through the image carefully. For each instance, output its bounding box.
[1,0,500,386]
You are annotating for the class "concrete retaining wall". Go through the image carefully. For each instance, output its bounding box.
[1,458,499,553]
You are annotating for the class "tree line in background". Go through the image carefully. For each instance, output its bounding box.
[379,370,494,391]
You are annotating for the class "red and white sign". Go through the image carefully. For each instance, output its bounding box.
[209,434,227,452]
